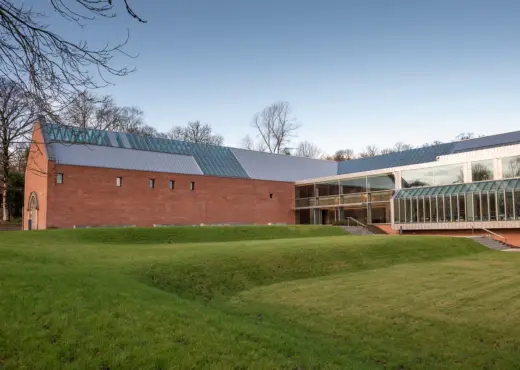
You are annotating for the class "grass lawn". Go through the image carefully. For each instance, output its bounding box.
[0,226,519,369]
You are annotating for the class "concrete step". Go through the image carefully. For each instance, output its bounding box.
[471,236,511,251]
[343,226,375,235]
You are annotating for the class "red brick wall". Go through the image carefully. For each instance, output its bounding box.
[44,164,296,228]
[24,121,49,230]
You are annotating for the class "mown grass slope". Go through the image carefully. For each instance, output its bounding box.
[1,226,519,369]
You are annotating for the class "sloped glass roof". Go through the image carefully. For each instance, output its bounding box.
[394,179,520,199]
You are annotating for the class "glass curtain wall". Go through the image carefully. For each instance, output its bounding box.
[393,178,520,224]
[295,174,396,224]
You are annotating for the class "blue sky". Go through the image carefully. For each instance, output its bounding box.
[38,0,520,154]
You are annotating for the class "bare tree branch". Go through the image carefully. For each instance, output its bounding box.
[0,77,37,221]
[250,101,300,154]
[168,121,224,146]
[297,141,322,158]
[359,145,379,158]
[0,0,144,118]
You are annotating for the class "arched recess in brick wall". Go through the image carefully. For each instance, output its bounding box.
[28,192,39,230]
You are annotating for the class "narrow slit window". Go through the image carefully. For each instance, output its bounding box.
[170,180,175,190]
[116,177,122,187]
[149,179,155,189]
[56,173,64,184]
[269,193,273,199]
[190,181,195,191]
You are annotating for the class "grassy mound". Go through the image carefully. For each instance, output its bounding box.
[139,236,484,300]
[4,225,347,245]
[3,228,518,369]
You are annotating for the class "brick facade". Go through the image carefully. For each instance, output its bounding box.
[24,122,50,230]
[24,128,296,229]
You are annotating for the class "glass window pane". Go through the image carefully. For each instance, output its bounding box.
[431,197,437,222]
[418,198,425,222]
[466,194,474,221]
[296,185,315,198]
[401,168,433,188]
[482,193,489,221]
[407,199,413,223]
[368,174,395,192]
[424,197,431,222]
[515,191,520,220]
[412,198,419,223]
[472,160,494,181]
[452,195,459,221]
[502,155,520,179]
[434,164,464,186]
[489,192,497,221]
[498,191,506,221]
[316,181,339,197]
[394,199,400,223]
[341,178,367,194]
[437,196,445,222]
[459,195,466,221]
[399,199,406,223]
[506,191,514,221]
[473,193,481,221]
[445,196,452,222]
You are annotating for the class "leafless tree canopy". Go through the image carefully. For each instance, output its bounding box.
[0,78,38,221]
[455,132,477,141]
[381,142,413,154]
[168,121,224,146]
[297,141,322,158]
[60,90,156,135]
[324,149,355,161]
[240,134,267,152]
[359,145,379,158]
[250,101,300,154]
[0,0,144,117]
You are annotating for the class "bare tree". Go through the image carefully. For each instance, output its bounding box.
[325,149,355,161]
[250,101,300,154]
[0,0,145,118]
[359,145,379,158]
[0,78,37,221]
[297,141,322,158]
[168,121,224,146]
[455,132,476,141]
[381,142,413,154]
[240,135,267,152]
[60,91,152,133]
[422,140,444,147]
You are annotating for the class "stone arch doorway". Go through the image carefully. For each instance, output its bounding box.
[28,192,38,230]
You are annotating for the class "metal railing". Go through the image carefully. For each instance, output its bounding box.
[481,227,508,245]
[345,217,367,227]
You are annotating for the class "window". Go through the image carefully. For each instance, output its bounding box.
[116,177,122,187]
[269,193,273,199]
[340,177,367,194]
[368,174,395,192]
[433,164,464,186]
[401,168,433,188]
[502,155,520,179]
[56,173,63,184]
[316,181,339,196]
[149,179,155,189]
[190,181,195,191]
[472,160,494,182]
[170,180,175,190]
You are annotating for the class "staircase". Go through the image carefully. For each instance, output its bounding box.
[343,226,376,235]
[471,236,512,251]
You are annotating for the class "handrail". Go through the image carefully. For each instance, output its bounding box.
[345,217,366,227]
[481,228,508,244]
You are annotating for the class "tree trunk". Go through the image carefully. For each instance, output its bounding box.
[1,144,9,222]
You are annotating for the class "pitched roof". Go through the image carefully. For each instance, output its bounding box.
[337,130,520,175]
[41,123,520,182]
[41,124,337,182]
